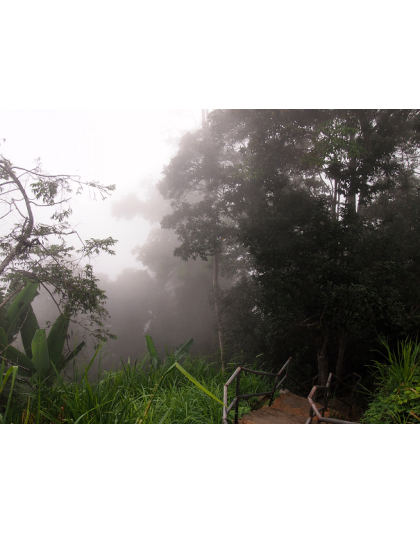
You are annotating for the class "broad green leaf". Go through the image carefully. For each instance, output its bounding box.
[47,313,70,365]
[0,326,8,350]
[0,359,4,384]
[175,362,225,406]
[3,345,36,377]
[145,334,161,367]
[0,327,36,377]
[0,289,10,332]
[174,338,194,360]
[62,341,86,368]
[6,282,39,339]
[20,304,39,360]
[31,329,50,377]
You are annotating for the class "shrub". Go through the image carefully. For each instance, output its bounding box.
[361,339,420,423]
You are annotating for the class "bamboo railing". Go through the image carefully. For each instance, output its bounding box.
[306,372,362,424]
[222,357,319,424]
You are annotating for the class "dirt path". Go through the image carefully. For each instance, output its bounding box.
[239,390,356,424]
[238,391,311,424]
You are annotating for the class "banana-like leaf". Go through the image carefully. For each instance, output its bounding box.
[62,341,86,369]
[6,346,37,377]
[0,327,36,376]
[0,327,36,377]
[20,304,39,360]
[145,334,161,368]
[0,326,8,351]
[6,282,39,340]
[174,362,225,406]
[31,329,50,377]
[174,338,194,360]
[0,289,10,332]
[47,313,70,366]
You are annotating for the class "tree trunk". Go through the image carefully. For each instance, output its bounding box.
[317,327,329,386]
[332,178,338,219]
[347,128,357,213]
[213,252,226,371]
[335,329,347,379]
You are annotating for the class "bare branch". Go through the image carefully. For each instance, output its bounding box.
[0,162,35,277]
[12,198,27,219]
[0,187,20,195]
[11,166,77,180]
[40,282,62,314]
[29,198,71,207]
[0,206,13,220]
[0,354,32,373]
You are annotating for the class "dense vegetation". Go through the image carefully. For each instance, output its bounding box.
[1,347,274,424]
[158,110,420,383]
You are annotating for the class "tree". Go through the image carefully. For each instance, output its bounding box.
[158,114,243,370]
[0,156,117,359]
[209,110,420,382]
[150,109,420,382]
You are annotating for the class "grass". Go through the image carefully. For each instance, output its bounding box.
[2,351,277,424]
[361,338,420,424]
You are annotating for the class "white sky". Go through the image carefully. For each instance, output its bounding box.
[0,109,202,279]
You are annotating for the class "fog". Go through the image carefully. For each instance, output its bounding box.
[1,109,222,369]
[0,109,202,280]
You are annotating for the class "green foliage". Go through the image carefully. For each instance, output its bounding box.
[0,282,86,381]
[169,109,420,378]
[173,361,225,406]
[4,338,273,424]
[361,339,420,423]
[0,362,18,424]
[141,335,221,420]
[145,334,161,368]
[6,282,39,339]
[20,304,39,360]
[46,312,70,366]
[31,329,51,378]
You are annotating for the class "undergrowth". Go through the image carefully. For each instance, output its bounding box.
[2,352,275,424]
[361,339,420,424]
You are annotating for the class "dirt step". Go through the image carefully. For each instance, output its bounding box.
[239,391,320,424]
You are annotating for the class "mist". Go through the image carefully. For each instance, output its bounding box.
[1,109,224,374]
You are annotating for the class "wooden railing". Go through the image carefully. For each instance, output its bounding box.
[306,372,362,424]
[222,358,319,424]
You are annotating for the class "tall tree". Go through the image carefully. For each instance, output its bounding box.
[206,110,420,381]
[158,113,242,370]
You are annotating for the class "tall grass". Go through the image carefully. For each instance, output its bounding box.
[4,352,275,424]
[361,338,420,424]
[0,362,18,424]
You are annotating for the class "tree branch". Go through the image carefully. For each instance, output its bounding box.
[0,161,35,277]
